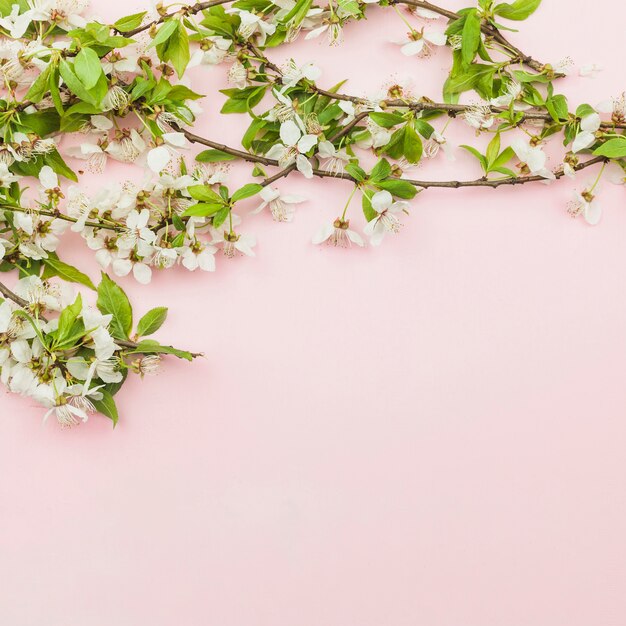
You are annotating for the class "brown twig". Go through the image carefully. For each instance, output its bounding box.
[183,126,607,189]
[0,204,124,232]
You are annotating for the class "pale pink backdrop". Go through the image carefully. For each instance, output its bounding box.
[1,1,626,624]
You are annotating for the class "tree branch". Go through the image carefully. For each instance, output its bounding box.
[0,204,124,232]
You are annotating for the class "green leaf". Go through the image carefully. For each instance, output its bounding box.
[133,339,195,361]
[486,133,501,167]
[493,0,541,20]
[44,149,78,182]
[368,111,405,128]
[281,0,313,26]
[187,184,224,203]
[383,124,423,163]
[136,306,168,337]
[576,103,596,119]
[196,149,238,163]
[362,194,377,222]
[447,64,494,95]
[369,158,392,183]
[59,59,99,106]
[96,273,133,341]
[182,202,224,217]
[212,206,230,229]
[74,47,103,90]
[41,256,96,290]
[376,179,418,199]
[113,11,147,32]
[460,145,488,172]
[546,94,569,122]
[489,146,514,170]
[345,163,366,182]
[231,183,263,203]
[461,9,481,66]
[148,18,179,48]
[593,138,626,158]
[55,293,83,345]
[93,389,119,426]
[163,21,190,78]
[25,64,52,103]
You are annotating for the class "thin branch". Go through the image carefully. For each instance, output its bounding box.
[0,281,28,308]
[183,126,607,189]
[0,204,124,232]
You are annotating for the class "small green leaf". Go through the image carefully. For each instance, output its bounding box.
[486,133,501,167]
[368,111,405,128]
[25,64,52,103]
[460,145,488,172]
[163,21,190,78]
[74,47,103,90]
[93,389,119,426]
[593,138,626,158]
[42,256,96,290]
[187,184,224,203]
[383,124,423,163]
[493,0,541,21]
[362,194,377,222]
[59,59,98,105]
[369,159,392,183]
[376,179,418,199]
[148,18,179,48]
[133,339,195,361]
[56,293,83,345]
[196,149,238,163]
[96,273,133,341]
[461,9,481,66]
[231,183,263,203]
[345,163,367,182]
[182,203,224,217]
[136,306,168,337]
[113,11,147,32]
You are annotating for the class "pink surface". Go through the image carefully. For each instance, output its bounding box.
[2,2,626,624]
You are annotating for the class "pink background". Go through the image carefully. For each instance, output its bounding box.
[1,1,626,624]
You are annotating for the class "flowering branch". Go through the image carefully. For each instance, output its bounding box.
[0,0,623,428]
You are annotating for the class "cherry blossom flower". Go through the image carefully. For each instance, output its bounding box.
[218,231,256,257]
[579,63,603,78]
[180,241,217,271]
[266,120,318,177]
[511,139,555,180]
[189,37,232,67]
[393,28,446,57]
[252,186,306,222]
[236,10,276,45]
[606,163,625,186]
[597,92,626,124]
[318,140,350,175]
[147,132,188,173]
[572,112,600,153]
[312,219,364,247]
[463,103,494,131]
[363,191,409,246]
[280,59,322,89]
[567,188,601,225]
[105,129,146,163]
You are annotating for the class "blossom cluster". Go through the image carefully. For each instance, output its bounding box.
[0,0,624,426]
